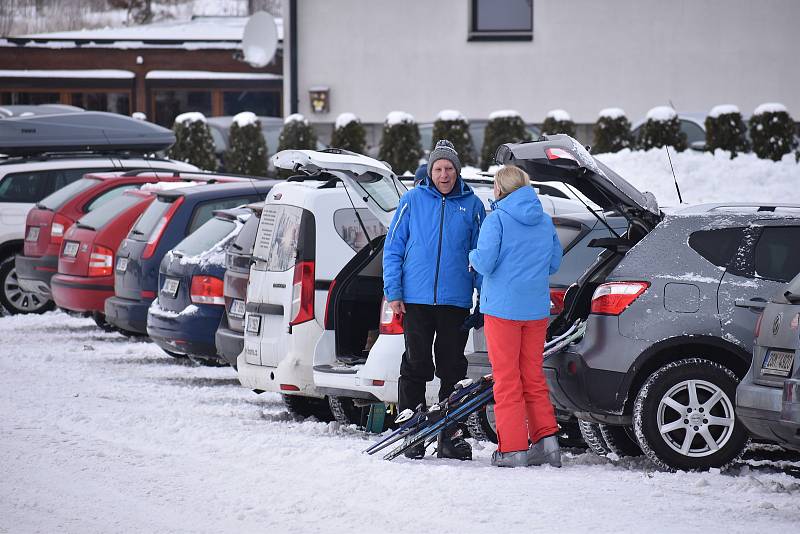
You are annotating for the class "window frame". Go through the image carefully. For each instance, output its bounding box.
[469,0,534,42]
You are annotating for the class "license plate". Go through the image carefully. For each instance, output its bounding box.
[162,278,180,298]
[63,241,79,257]
[246,313,261,334]
[230,299,246,318]
[763,349,795,377]
[26,226,40,241]
[116,257,129,272]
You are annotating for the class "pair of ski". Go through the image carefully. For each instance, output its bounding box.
[365,320,586,461]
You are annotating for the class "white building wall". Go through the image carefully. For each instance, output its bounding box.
[285,0,800,125]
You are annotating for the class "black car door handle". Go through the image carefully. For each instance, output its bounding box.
[734,298,768,310]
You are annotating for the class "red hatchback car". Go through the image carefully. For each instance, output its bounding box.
[17,170,200,302]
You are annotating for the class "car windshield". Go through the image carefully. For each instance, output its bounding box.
[230,212,260,255]
[130,197,173,240]
[77,193,146,230]
[38,177,99,210]
[173,216,238,256]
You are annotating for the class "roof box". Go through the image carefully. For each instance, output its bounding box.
[0,111,175,156]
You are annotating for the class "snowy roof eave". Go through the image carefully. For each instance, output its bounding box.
[0,69,134,79]
[145,70,281,81]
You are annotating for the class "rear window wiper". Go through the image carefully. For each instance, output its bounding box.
[75,222,95,231]
[35,203,52,211]
[130,229,145,236]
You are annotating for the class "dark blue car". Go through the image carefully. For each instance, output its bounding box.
[105,180,276,337]
[147,205,254,363]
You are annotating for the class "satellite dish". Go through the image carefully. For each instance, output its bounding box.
[242,11,278,68]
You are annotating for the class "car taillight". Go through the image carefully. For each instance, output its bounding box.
[590,282,650,316]
[50,213,71,245]
[754,312,763,338]
[379,297,404,335]
[550,288,567,315]
[88,245,114,277]
[143,197,183,259]
[289,261,315,326]
[190,275,225,305]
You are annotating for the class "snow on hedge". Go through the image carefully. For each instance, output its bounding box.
[488,109,521,120]
[131,111,147,121]
[708,104,740,118]
[436,109,466,122]
[596,148,800,207]
[598,107,626,119]
[335,112,359,129]
[174,111,206,125]
[754,102,788,115]
[645,106,677,122]
[233,111,258,127]
[385,110,415,125]
[284,113,307,125]
[546,109,571,121]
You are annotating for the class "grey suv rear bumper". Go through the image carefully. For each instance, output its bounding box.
[737,374,800,450]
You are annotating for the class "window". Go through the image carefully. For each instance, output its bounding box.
[230,212,261,256]
[0,92,60,105]
[85,184,141,212]
[153,90,213,127]
[37,177,101,210]
[470,0,533,41]
[0,168,95,204]
[253,205,304,272]
[130,198,173,240]
[353,171,408,212]
[70,92,130,115]
[187,196,262,234]
[753,226,800,282]
[333,208,386,251]
[688,227,745,268]
[223,91,281,117]
[76,193,144,230]
[175,217,238,256]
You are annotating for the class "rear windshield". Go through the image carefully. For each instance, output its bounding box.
[554,223,583,250]
[174,217,237,256]
[130,197,173,240]
[333,208,386,251]
[38,177,99,210]
[253,204,303,272]
[229,213,260,256]
[77,193,147,230]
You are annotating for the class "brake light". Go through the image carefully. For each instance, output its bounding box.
[379,297,404,335]
[143,197,184,259]
[50,213,71,245]
[590,282,650,316]
[289,261,315,326]
[88,245,114,277]
[280,384,300,391]
[550,288,567,315]
[754,312,763,338]
[545,147,578,161]
[190,275,225,305]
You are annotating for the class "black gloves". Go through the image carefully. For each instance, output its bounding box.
[461,302,484,331]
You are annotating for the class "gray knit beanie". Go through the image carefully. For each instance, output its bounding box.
[427,139,462,177]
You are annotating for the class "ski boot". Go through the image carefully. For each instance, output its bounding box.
[436,424,472,461]
[402,438,426,459]
[527,435,562,467]
[491,449,528,468]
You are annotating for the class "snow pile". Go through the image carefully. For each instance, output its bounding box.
[232,111,258,127]
[598,107,626,119]
[243,45,270,68]
[148,300,200,319]
[173,111,206,125]
[335,112,359,129]
[709,104,740,118]
[646,106,677,122]
[754,102,788,116]
[283,113,307,125]
[546,109,571,121]
[595,148,800,207]
[488,109,521,120]
[436,109,466,122]
[385,111,415,125]
[131,111,147,121]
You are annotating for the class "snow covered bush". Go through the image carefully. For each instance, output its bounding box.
[277,113,318,152]
[704,105,750,159]
[225,112,268,176]
[749,103,796,161]
[378,111,423,174]
[167,112,217,171]
[480,110,532,170]
[330,112,367,154]
[541,109,576,138]
[637,106,687,152]
[431,109,476,166]
[592,108,634,154]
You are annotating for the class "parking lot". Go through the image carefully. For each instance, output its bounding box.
[1,311,798,534]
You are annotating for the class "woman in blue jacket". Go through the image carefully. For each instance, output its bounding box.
[469,165,563,468]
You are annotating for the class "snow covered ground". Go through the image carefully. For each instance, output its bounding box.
[1,311,799,533]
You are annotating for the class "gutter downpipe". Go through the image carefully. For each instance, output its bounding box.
[290,0,298,114]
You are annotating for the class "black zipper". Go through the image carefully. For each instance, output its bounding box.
[433,197,446,304]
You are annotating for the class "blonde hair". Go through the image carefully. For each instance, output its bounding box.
[494,165,530,198]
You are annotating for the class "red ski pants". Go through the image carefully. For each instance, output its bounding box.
[485,315,558,452]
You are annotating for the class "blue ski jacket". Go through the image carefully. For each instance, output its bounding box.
[469,186,562,321]
[383,175,486,309]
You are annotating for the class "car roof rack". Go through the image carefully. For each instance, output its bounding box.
[0,111,175,157]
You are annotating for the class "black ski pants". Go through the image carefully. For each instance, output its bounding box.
[398,303,470,412]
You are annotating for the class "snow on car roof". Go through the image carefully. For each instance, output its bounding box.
[140,181,203,193]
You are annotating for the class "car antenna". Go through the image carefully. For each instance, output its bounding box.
[664,146,683,204]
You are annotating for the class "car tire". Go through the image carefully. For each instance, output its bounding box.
[466,403,498,443]
[599,424,642,457]
[578,419,612,456]
[328,396,382,429]
[633,358,749,471]
[283,394,334,422]
[0,257,54,315]
[91,312,117,332]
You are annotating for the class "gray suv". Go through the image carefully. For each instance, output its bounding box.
[496,134,800,471]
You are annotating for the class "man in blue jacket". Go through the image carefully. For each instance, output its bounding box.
[383,140,486,460]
